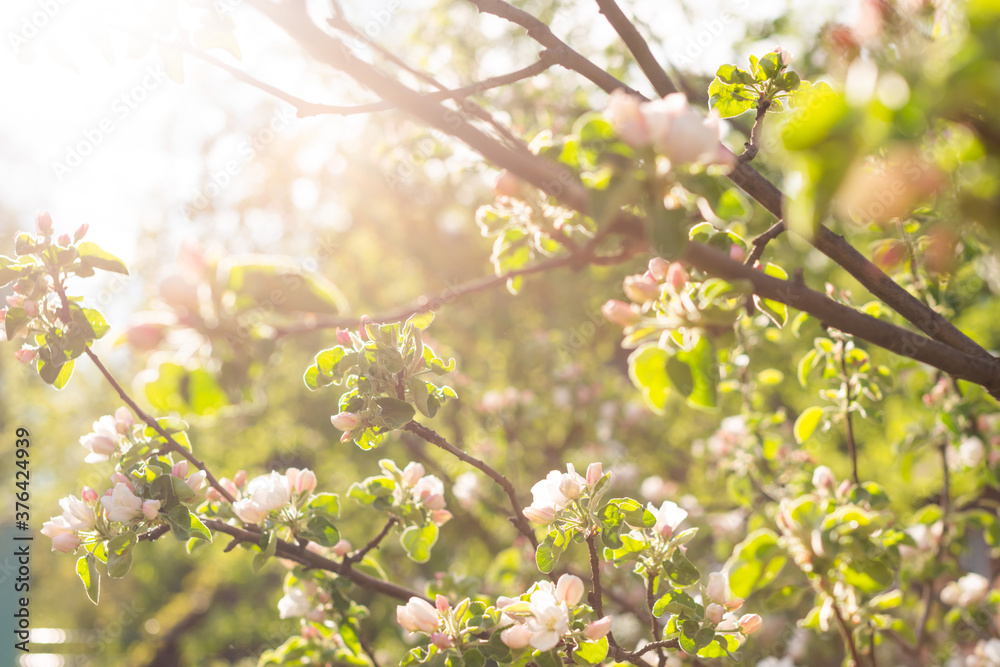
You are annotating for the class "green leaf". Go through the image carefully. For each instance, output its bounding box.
[76,555,100,604]
[4,307,30,340]
[716,64,755,86]
[38,358,75,390]
[81,308,110,339]
[77,241,129,275]
[536,532,559,573]
[186,513,212,542]
[221,255,348,314]
[628,344,671,413]
[652,589,700,617]
[252,532,278,573]
[307,492,340,519]
[400,523,438,563]
[572,637,609,665]
[794,406,825,444]
[674,334,718,410]
[106,533,136,578]
[374,397,416,429]
[664,550,701,586]
[304,347,349,390]
[727,529,787,598]
[708,78,756,118]
[408,311,435,330]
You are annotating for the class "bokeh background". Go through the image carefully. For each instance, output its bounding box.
[2,1,981,666]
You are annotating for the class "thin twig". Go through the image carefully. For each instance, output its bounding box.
[739,99,770,163]
[345,517,397,565]
[593,0,677,96]
[273,236,640,336]
[403,421,538,548]
[465,0,645,100]
[832,602,865,667]
[837,339,861,485]
[81,347,237,504]
[744,220,786,267]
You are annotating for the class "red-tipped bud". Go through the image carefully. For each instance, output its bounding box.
[74,224,89,241]
[35,211,53,235]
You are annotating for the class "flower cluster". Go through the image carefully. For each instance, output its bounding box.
[941,573,991,609]
[605,90,733,167]
[78,407,135,463]
[602,256,691,331]
[219,467,318,525]
[40,490,98,553]
[379,461,452,526]
[277,575,331,622]
[523,462,605,526]
[704,572,761,636]
[497,574,612,651]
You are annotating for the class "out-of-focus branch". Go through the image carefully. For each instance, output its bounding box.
[174,40,554,120]
[594,0,677,96]
[465,0,646,100]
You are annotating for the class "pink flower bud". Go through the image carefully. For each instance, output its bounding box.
[812,466,836,491]
[336,327,352,345]
[233,470,248,487]
[114,407,134,434]
[623,274,660,303]
[555,574,585,606]
[74,224,89,241]
[331,412,361,432]
[706,603,726,625]
[187,470,207,492]
[601,299,640,328]
[435,595,450,613]
[58,234,71,246]
[205,487,221,501]
[81,486,98,504]
[738,613,763,635]
[23,301,38,317]
[0,308,6,322]
[111,472,132,489]
[295,469,317,494]
[523,505,556,524]
[332,539,352,557]
[51,532,80,553]
[359,315,372,341]
[142,499,161,520]
[125,323,167,352]
[430,509,453,525]
[430,632,453,650]
[729,245,745,262]
[401,462,425,487]
[494,170,521,198]
[648,257,671,281]
[14,348,36,365]
[500,623,532,649]
[172,460,189,478]
[35,211,53,235]
[666,264,689,291]
[586,462,603,486]
[585,615,613,640]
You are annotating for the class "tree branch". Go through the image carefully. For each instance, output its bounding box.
[593,0,677,97]
[202,519,424,602]
[681,241,1000,397]
[246,0,591,214]
[744,220,786,267]
[403,421,538,548]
